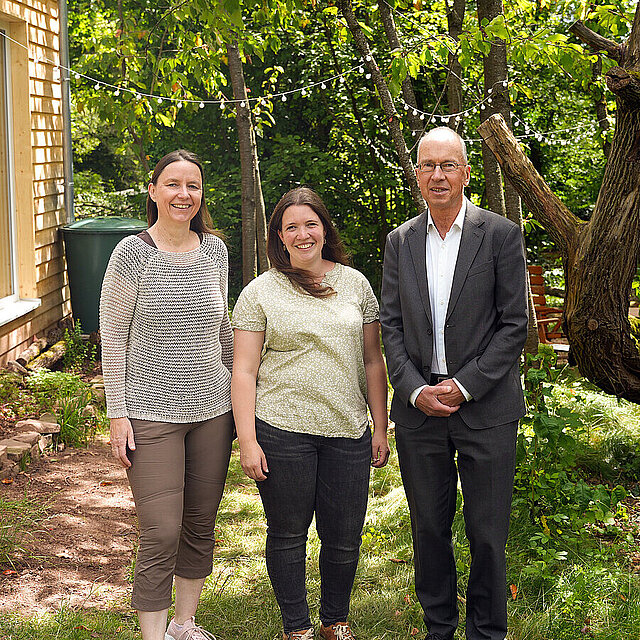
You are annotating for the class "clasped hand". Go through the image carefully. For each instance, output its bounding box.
[415,378,465,417]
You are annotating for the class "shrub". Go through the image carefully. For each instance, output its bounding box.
[25,371,97,446]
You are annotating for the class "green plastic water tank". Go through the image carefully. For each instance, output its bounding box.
[61,217,148,333]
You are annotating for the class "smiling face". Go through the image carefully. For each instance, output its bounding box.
[278,204,326,270]
[148,160,203,226]
[416,130,471,217]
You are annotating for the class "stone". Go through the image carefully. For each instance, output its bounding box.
[15,418,61,434]
[39,412,57,424]
[0,464,13,481]
[30,443,40,460]
[12,431,41,446]
[0,444,6,466]
[92,387,105,402]
[0,439,30,461]
[39,434,53,452]
[90,375,104,385]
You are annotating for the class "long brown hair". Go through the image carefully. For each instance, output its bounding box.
[267,187,350,298]
[146,149,218,236]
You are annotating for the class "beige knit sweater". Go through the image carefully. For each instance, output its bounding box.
[99,233,233,422]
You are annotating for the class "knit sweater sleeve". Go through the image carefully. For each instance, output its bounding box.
[216,237,233,372]
[99,237,143,419]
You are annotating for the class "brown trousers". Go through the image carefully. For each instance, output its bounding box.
[127,412,233,611]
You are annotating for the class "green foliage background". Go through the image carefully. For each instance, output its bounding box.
[67,0,638,299]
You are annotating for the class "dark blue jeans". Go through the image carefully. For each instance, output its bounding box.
[255,418,371,633]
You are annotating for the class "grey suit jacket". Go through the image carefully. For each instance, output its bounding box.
[380,200,528,429]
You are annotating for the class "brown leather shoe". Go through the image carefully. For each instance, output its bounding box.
[319,622,355,640]
[283,629,314,640]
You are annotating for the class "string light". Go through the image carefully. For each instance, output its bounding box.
[0,30,602,148]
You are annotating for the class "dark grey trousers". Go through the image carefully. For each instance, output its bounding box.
[396,412,517,640]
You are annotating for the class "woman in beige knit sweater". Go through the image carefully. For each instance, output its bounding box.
[100,150,232,640]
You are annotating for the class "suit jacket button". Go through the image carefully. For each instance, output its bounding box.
[427,328,432,335]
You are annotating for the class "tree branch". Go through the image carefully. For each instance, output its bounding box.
[477,115,582,254]
[606,66,640,104]
[627,0,640,63]
[378,1,422,136]
[337,0,425,214]
[569,20,623,62]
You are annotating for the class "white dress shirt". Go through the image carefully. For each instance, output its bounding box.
[409,201,472,406]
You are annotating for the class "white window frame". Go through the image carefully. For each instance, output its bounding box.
[0,27,39,326]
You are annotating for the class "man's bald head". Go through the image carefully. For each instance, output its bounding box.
[417,127,468,164]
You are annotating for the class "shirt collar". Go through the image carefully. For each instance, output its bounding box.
[426,198,467,234]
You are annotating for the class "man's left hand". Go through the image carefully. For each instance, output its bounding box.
[436,379,465,407]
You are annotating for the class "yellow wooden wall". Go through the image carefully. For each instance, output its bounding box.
[0,0,70,364]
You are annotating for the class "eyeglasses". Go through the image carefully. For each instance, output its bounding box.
[416,161,465,174]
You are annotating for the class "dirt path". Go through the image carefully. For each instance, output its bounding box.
[0,438,136,614]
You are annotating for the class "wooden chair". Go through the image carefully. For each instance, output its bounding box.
[527,265,567,346]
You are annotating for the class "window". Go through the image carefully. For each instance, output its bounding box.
[0,21,39,327]
[0,28,15,305]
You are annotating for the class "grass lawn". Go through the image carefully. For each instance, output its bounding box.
[2,372,640,639]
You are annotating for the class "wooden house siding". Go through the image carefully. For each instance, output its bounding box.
[0,0,70,364]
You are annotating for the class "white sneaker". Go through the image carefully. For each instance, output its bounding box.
[165,616,216,640]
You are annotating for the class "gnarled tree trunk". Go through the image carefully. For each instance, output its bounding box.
[477,2,640,400]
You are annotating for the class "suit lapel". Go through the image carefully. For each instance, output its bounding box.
[446,202,485,321]
[407,213,433,328]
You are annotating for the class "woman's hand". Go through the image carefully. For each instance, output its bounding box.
[239,440,269,481]
[371,429,391,468]
[110,417,135,468]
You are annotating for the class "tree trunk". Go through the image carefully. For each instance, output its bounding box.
[252,129,269,274]
[476,0,538,354]
[478,100,640,400]
[592,58,612,158]
[477,0,508,218]
[227,40,257,285]
[445,0,466,132]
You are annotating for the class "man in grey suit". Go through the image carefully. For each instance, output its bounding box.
[380,127,528,640]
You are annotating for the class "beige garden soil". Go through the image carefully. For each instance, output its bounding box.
[0,437,137,615]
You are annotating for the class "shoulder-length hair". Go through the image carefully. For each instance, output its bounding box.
[146,149,219,236]
[267,187,350,298]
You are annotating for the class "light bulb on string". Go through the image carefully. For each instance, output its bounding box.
[420,114,425,120]
[177,101,182,108]
[157,97,163,104]
[199,101,205,108]
[365,73,371,79]
[240,100,246,108]
[282,95,287,101]
[321,83,326,90]
[94,83,100,90]
[114,89,120,97]
[219,101,225,110]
